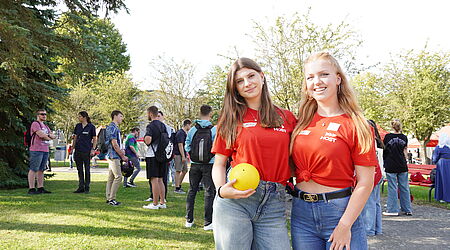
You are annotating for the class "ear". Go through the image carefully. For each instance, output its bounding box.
[336,73,342,85]
[260,72,265,83]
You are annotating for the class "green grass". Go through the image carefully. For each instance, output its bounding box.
[0,172,215,249]
[381,183,450,209]
[50,160,109,168]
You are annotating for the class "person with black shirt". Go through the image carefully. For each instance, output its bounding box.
[143,106,167,210]
[72,111,97,194]
[382,119,412,216]
[174,119,191,194]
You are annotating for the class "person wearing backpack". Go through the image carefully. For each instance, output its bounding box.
[143,106,170,210]
[174,119,192,194]
[72,111,97,194]
[184,105,217,230]
[105,110,128,206]
[27,109,56,194]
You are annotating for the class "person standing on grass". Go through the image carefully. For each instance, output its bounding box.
[67,141,74,169]
[212,58,296,247]
[432,133,450,203]
[72,111,97,194]
[185,105,217,230]
[123,127,141,188]
[382,119,412,216]
[28,109,56,195]
[174,119,192,194]
[290,52,377,250]
[143,106,167,209]
[105,110,128,206]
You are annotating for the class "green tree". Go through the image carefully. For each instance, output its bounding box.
[197,65,228,123]
[0,0,126,188]
[384,49,450,163]
[251,11,362,111]
[150,56,200,129]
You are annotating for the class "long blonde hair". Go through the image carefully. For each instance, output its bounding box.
[217,58,284,149]
[291,52,373,154]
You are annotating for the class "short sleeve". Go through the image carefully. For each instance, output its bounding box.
[175,131,184,144]
[31,122,41,134]
[211,134,233,157]
[72,124,78,135]
[90,125,96,137]
[351,127,378,167]
[145,124,153,137]
[109,126,118,141]
[283,109,297,130]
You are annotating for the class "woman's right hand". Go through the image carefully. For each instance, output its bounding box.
[218,179,256,199]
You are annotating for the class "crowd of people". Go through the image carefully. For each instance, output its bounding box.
[25,52,450,249]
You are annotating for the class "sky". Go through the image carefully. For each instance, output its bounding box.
[109,0,450,90]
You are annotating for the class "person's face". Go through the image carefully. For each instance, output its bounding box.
[304,59,341,104]
[157,113,164,121]
[235,68,265,102]
[185,124,192,131]
[78,115,85,122]
[134,130,140,137]
[37,111,47,121]
[115,114,124,124]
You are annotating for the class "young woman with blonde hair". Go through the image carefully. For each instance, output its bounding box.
[212,57,296,249]
[290,52,377,249]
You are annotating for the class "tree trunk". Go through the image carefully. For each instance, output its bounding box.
[419,140,431,164]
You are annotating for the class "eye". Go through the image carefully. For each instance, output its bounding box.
[249,74,255,78]
[306,76,313,80]
[320,73,329,77]
[236,79,244,84]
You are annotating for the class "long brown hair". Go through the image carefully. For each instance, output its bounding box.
[217,58,284,148]
[291,52,373,154]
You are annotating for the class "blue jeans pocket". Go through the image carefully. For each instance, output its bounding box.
[328,196,350,212]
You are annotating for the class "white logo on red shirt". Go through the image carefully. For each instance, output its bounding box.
[273,124,287,133]
[327,122,341,131]
[243,122,257,128]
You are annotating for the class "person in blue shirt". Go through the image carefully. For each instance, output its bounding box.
[433,133,450,203]
[184,105,217,230]
[72,111,97,194]
[105,110,128,206]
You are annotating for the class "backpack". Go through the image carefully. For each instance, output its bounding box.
[151,123,173,163]
[190,124,214,163]
[96,127,109,154]
[24,121,42,148]
[121,160,135,177]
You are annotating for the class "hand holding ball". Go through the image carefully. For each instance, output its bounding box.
[228,163,260,190]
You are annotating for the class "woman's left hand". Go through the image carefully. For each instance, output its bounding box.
[329,222,351,250]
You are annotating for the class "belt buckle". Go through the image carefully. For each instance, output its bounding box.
[303,193,319,202]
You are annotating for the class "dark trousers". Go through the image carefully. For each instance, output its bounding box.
[74,150,91,191]
[186,163,216,225]
[149,162,168,199]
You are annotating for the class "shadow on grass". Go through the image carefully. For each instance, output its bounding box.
[1,221,211,244]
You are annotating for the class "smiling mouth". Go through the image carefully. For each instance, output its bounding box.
[245,87,256,93]
[314,87,326,93]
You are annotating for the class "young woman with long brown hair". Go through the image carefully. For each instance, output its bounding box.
[211,58,296,249]
[290,52,377,249]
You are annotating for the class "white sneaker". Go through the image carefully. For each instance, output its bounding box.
[382,212,399,216]
[145,197,153,202]
[203,223,213,231]
[185,220,194,228]
[158,203,167,209]
[143,203,159,209]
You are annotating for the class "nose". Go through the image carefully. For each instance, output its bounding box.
[312,75,321,85]
[244,78,251,87]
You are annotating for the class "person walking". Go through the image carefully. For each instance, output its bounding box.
[383,119,413,216]
[432,133,450,203]
[290,52,377,249]
[105,110,128,206]
[72,111,97,194]
[123,128,141,188]
[27,109,56,194]
[185,106,216,230]
[174,119,191,194]
[212,58,296,248]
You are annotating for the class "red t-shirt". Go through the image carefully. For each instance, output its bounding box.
[212,107,297,185]
[292,113,377,188]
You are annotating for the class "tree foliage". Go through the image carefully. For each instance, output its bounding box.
[251,11,362,111]
[197,65,228,123]
[0,0,126,188]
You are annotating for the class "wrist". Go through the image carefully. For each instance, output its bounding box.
[218,186,224,198]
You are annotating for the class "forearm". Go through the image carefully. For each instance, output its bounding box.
[111,140,125,158]
[92,137,97,150]
[212,164,226,188]
[339,180,372,227]
[178,143,185,158]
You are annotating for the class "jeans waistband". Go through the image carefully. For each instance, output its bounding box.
[256,180,285,193]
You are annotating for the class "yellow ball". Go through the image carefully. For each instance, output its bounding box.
[228,163,260,191]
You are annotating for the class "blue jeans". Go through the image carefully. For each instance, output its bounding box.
[361,179,382,236]
[213,181,290,250]
[29,151,49,172]
[291,188,367,250]
[386,172,412,213]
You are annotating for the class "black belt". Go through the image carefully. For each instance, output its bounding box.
[291,188,352,202]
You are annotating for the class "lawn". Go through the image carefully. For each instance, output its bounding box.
[0,171,215,249]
